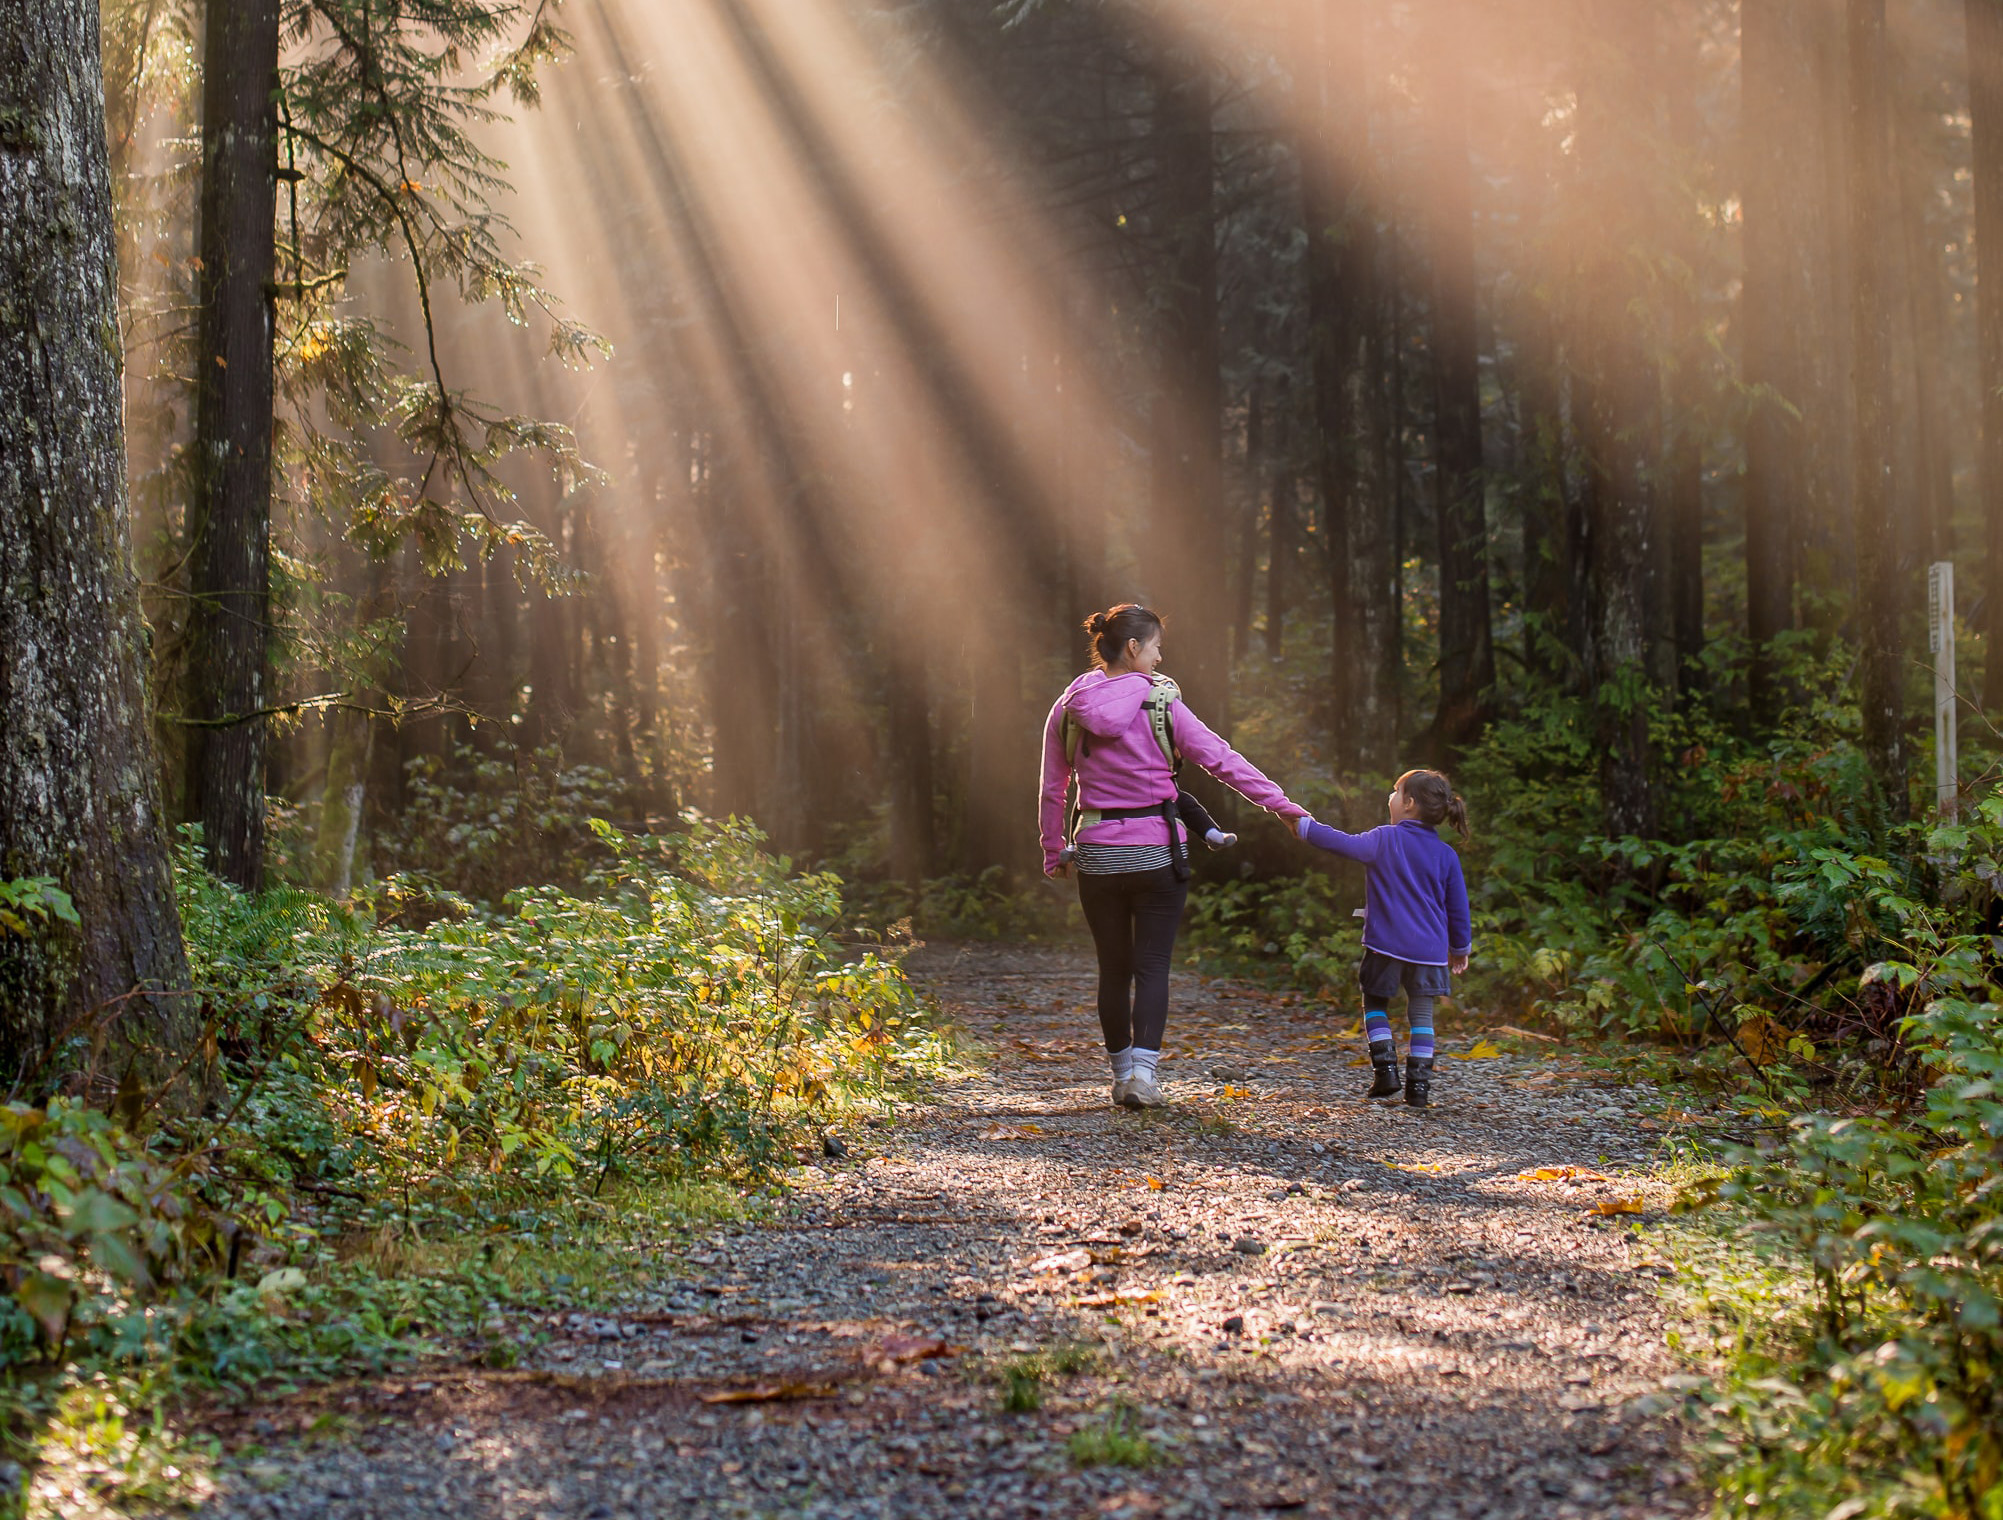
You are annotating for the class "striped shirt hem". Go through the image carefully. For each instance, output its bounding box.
[1075,842,1175,875]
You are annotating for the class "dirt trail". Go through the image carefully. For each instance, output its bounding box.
[177,942,1700,1520]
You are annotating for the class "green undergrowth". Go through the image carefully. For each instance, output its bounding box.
[1653,898,2003,1518]
[0,814,953,1516]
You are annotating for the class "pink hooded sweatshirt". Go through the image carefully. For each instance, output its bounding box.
[1038,670,1307,874]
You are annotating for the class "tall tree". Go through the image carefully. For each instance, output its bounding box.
[1298,0,1396,771]
[1422,10,1496,757]
[1741,0,1842,720]
[185,0,281,889]
[1574,7,1659,839]
[1971,0,2003,706]
[0,0,195,1085]
[1144,43,1229,734]
[1847,0,1910,810]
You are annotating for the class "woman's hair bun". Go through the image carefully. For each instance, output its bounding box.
[1082,603,1165,669]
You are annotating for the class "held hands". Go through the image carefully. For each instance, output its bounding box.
[1451,953,1470,976]
[1048,860,1075,880]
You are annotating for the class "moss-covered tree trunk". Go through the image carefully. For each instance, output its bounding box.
[0,0,195,1089]
[185,0,280,890]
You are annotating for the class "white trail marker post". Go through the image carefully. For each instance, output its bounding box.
[1930,560,1958,817]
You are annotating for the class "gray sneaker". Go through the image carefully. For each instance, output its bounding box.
[1121,1075,1166,1109]
[1111,1078,1132,1107]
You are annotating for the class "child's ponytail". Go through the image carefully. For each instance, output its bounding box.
[1443,789,1470,841]
[1395,768,1471,840]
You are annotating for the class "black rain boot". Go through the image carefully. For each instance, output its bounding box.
[1404,1057,1433,1108]
[1366,1053,1402,1099]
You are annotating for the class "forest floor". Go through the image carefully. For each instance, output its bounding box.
[162,942,1704,1520]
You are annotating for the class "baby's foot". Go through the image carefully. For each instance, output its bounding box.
[1204,828,1238,850]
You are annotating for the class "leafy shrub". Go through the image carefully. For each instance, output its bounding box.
[1678,810,2003,1518]
[371,743,630,904]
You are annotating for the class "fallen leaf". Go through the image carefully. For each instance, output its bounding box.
[1386,1161,1446,1174]
[875,1334,955,1364]
[1334,1020,1363,1038]
[1517,1166,1610,1183]
[1491,1024,1560,1043]
[980,1123,1044,1140]
[1592,1196,1647,1215]
[699,1382,837,1404]
[1144,1175,1165,1191]
[1098,1490,1164,1516]
[1735,1014,1790,1067]
[1028,1248,1092,1274]
[1459,1040,1504,1060]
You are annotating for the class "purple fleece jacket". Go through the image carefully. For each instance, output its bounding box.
[1296,817,1472,966]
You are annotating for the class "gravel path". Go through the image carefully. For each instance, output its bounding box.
[156,942,1701,1520]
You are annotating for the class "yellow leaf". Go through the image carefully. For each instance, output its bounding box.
[1145,1175,1164,1191]
[1592,1196,1647,1215]
[1517,1166,1610,1183]
[1386,1161,1445,1174]
[1335,1021,1363,1038]
[980,1123,1043,1140]
[1460,1040,1503,1060]
[1735,1014,1790,1067]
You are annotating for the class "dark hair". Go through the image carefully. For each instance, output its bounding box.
[1083,603,1165,670]
[1396,769,1470,839]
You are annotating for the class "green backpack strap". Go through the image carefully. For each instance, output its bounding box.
[1146,675,1182,779]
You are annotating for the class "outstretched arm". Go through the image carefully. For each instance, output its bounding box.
[1038,699,1072,876]
[1171,702,1307,821]
[1295,816,1384,863]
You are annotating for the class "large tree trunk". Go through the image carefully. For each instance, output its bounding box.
[1971,0,2003,706]
[1848,0,1910,811]
[1742,0,1842,720]
[1144,45,1228,736]
[1299,0,1395,772]
[185,0,280,890]
[1575,16,1657,840]
[0,0,195,1089]
[1422,13,1495,758]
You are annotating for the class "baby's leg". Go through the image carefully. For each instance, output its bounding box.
[1175,790,1220,836]
[1177,790,1237,849]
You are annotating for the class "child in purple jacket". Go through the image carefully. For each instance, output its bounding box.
[1294,770,1472,1108]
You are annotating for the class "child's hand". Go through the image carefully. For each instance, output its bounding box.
[1295,815,1316,840]
[1450,953,1469,976]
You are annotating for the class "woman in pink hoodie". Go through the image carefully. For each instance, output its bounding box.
[1040,604,1308,1109]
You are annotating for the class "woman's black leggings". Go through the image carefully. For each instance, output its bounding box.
[1077,866,1190,1054]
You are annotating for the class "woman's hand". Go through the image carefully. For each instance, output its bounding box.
[1450,953,1470,976]
[1047,860,1074,881]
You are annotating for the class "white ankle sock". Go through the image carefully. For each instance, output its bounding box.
[1110,1047,1135,1082]
[1131,1048,1161,1083]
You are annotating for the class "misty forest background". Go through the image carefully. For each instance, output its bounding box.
[113,0,1994,907]
[17,0,2003,1512]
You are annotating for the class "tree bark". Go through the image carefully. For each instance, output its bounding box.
[1422,13,1495,758]
[0,0,195,1089]
[1299,0,1394,770]
[1575,17,1657,840]
[185,0,280,890]
[1847,0,1909,812]
[1143,44,1228,737]
[1742,0,1841,719]
[1971,0,2003,705]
